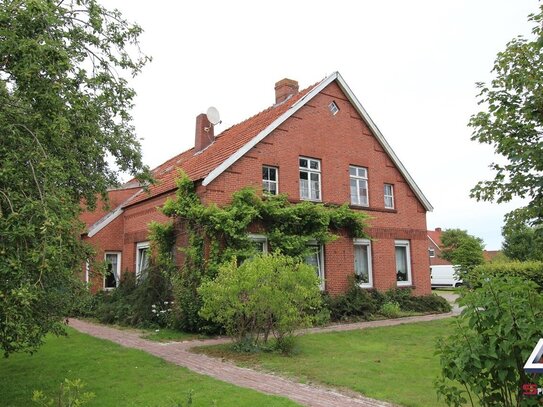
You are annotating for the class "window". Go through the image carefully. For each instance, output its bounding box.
[384,184,394,209]
[305,243,325,289]
[354,239,372,287]
[429,247,436,258]
[299,157,321,201]
[85,261,90,285]
[262,166,278,195]
[350,166,368,206]
[328,101,339,115]
[104,252,121,289]
[395,240,412,286]
[248,234,268,253]
[136,242,150,280]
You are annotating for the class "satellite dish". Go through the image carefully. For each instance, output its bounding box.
[206,106,221,125]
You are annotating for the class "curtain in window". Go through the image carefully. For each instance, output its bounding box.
[354,245,369,283]
[138,247,149,278]
[305,246,321,279]
[105,254,119,288]
[395,246,408,281]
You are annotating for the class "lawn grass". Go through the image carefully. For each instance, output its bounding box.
[0,327,298,407]
[140,327,206,342]
[195,318,457,407]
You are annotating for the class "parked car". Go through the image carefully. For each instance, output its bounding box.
[431,265,463,288]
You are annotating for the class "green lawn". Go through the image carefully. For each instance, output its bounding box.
[140,327,206,342]
[195,319,456,407]
[0,327,298,407]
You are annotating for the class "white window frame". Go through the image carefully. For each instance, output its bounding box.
[262,166,279,195]
[429,247,436,258]
[85,261,90,285]
[350,166,369,207]
[104,252,121,290]
[305,242,325,290]
[248,233,268,253]
[384,184,394,209]
[136,242,150,280]
[395,240,412,286]
[353,238,373,288]
[299,157,322,201]
[328,101,339,115]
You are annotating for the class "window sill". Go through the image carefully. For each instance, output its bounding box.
[350,204,397,214]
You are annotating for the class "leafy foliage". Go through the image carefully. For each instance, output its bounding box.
[435,277,543,406]
[440,229,485,277]
[32,378,95,407]
[502,219,543,262]
[469,260,543,291]
[199,254,323,352]
[161,171,369,332]
[469,5,543,227]
[324,280,451,321]
[0,0,150,355]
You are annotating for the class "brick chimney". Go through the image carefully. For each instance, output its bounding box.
[274,78,299,104]
[435,227,442,232]
[194,113,214,152]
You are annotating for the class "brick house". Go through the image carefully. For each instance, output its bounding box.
[427,227,452,267]
[81,71,433,295]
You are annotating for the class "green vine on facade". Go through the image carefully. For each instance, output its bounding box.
[156,170,370,332]
[161,170,370,264]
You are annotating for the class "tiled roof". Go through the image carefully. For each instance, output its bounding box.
[124,82,319,208]
[427,229,443,248]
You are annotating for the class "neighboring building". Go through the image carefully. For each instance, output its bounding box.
[427,227,452,267]
[81,72,433,295]
[483,250,502,262]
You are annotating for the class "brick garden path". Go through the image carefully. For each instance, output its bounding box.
[69,311,455,407]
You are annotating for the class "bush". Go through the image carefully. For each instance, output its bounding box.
[324,281,384,321]
[435,276,543,406]
[379,301,402,318]
[469,260,543,290]
[198,253,323,351]
[77,265,174,329]
[324,282,450,321]
[384,288,451,313]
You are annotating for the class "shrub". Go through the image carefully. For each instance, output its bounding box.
[81,265,173,328]
[384,288,451,313]
[324,281,384,321]
[469,260,543,290]
[32,378,95,406]
[379,301,402,318]
[435,276,543,406]
[198,253,323,351]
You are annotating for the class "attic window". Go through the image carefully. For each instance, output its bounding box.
[328,101,339,115]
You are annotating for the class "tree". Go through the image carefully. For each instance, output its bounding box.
[469,5,543,228]
[435,276,543,407]
[502,219,543,261]
[440,229,485,276]
[0,0,150,356]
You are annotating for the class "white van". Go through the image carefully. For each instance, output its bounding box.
[431,265,463,288]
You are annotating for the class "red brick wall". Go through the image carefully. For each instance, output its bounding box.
[204,82,430,295]
[82,81,431,296]
[83,214,125,293]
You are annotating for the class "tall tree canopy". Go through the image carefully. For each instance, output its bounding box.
[469,5,543,228]
[502,220,543,262]
[0,0,150,356]
[440,229,485,276]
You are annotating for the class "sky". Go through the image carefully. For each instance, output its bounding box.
[108,0,537,250]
